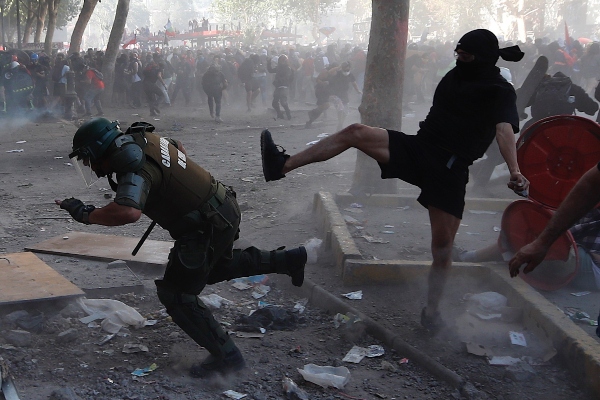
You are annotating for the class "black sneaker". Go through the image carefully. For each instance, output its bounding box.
[285,246,307,287]
[260,129,290,182]
[420,307,445,334]
[190,347,246,378]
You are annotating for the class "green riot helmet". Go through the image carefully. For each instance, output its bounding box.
[69,118,121,187]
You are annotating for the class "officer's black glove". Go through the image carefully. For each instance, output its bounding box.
[60,198,95,224]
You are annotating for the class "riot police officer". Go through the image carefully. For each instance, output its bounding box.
[56,118,307,378]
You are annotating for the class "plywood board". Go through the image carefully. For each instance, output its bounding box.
[0,252,85,305]
[25,232,172,266]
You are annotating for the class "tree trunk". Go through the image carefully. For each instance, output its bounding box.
[44,0,60,55]
[22,0,36,44]
[350,0,409,195]
[34,0,47,44]
[68,0,100,55]
[102,0,129,96]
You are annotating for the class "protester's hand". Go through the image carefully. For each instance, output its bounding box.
[508,240,549,277]
[56,197,95,224]
[508,172,529,197]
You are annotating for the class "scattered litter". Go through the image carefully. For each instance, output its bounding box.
[306,140,320,146]
[223,390,247,399]
[350,203,363,208]
[399,358,409,364]
[241,177,255,182]
[571,291,591,297]
[200,293,233,309]
[493,226,501,232]
[380,231,395,234]
[122,343,149,353]
[509,331,527,347]
[466,232,480,235]
[131,363,158,377]
[333,312,362,328]
[468,210,497,215]
[466,342,493,357]
[488,356,522,366]
[384,225,394,228]
[236,306,299,331]
[342,345,367,363]
[293,298,308,314]
[564,307,598,325]
[342,290,363,300]
[54,156,63,159]
[77,298,147,334]
[366,345,385,357]
[361,234,389,244]
[235,332,264,339]
[343,215,362,226]
[297,364,351,389]
[316,132,330,138]
[16,140,26,144]
[251,284,271,299]
[232,275,268,285]
[397,206,410,210]
[6,149,24,153]
[232,282,252,290]
[283,377,309,399]
[344,207,363,214]
[97,333,116,345]
[64,162,72,166]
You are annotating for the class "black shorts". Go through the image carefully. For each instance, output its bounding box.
[244,79,260,93]
[378,130,470,219]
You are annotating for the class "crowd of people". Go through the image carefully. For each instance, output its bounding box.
[2,33,600,126]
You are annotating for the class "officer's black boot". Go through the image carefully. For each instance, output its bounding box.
[261,246,307,287]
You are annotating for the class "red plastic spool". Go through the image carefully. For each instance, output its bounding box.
[501,115,600,290]
[500,200,579,291]
[516,115,600,209]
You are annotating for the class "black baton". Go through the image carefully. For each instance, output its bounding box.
[132,221,156,256]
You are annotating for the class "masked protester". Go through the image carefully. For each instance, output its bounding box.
[260,29,528,334]
[57,118,307,378]
[201,55,228,123]
[266,54,294,120]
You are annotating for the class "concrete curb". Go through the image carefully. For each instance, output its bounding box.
[312,191,600,397]
[298,278,465,389]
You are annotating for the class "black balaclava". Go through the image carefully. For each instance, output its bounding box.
[454,29,524,79]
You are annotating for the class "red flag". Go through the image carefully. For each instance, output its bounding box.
[122,35,137,49]
[564,21,572,49]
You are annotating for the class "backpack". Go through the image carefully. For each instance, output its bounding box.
[533,76,574,118]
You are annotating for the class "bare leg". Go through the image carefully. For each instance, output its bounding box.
[283,123,390,174]
[425,206,461,316]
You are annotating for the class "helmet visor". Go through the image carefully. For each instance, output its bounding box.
[71,155,101,188]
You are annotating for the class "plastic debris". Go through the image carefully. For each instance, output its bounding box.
[251,284,271,299]
[571,291,591,297]
[333,312,362,328]
[366,345,385,357]
[131,363,158,377]
[342,290,363,300]
[509,331,527,347]
[361,234,389,244]
[223,390,247,399]
[342,345,367,363]
[294,298,308,314]
[200,293,233,309]
[399,358,409,364]
[464,292,508,313]
[381,231,395,234]
[297,364,351,389]
[15,140,26,144]
[488,356,522,366]
[564,307,598,325]
[77,298,147,334]
[317,132,330,138]
[122,343,149,353]
[306,140,320,146]
[6,149,24,153]
[493,226,501,232]
[232,275,269,285]
[282,377,308,400]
